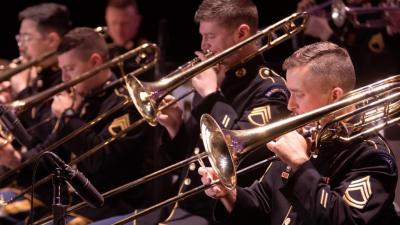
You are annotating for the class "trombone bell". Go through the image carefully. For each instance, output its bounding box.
[125,75,158,126]
[201,114,236,190]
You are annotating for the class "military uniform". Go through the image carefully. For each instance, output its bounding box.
[215,135,399,225]
[41,75,157,222]
[0,67,62,224]
[16,66,61,145]
[148,55,290,225]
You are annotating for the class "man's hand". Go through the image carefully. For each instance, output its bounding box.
[156,95,183,139]
[51,91,82,118]
[0,142,22,169]
[198,166,237,213]
[191,51,219,97]
[266,131,309,171]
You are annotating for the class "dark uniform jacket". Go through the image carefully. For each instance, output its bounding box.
[51,76,156,221]
[216,135,399,225]
[158,55,290,223]
[16,66,61,145]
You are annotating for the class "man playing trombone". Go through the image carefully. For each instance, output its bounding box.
[150,0,291,224]
[1,27,157,223]
[199,42,399,225]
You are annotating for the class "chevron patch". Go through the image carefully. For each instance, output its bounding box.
[248,106,271,126]
[108,113,130,136]
[343,176,372,209]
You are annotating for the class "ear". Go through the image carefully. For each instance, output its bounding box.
[47,32,61,49]
[237,24,251,41]
[89,53,103,66]
[330,87,344,102]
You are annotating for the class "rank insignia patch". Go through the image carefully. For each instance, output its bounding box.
[343,176,372,209]
[222,115,231,128]
[248,106,271,126]
[108,113,130,136]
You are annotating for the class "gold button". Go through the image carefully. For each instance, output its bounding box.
[189,163,196,171]
[235,68,246,77]
[184,178,191,186]
[284,218,291,225]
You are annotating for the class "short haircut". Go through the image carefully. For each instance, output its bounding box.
[57,27,109,61]
[106,0,139,10]
[194,0,259,34]
[19,3,71,36]
[283,42,356,92]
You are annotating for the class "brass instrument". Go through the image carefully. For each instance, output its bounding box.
[0,26,109,83]
[7,42,159,113]
[200,75,400,189]
[32,12,309,224]
[331,0,400,28]
[125,12,309,126]
[0,43,159,186]
[108,75,400,225]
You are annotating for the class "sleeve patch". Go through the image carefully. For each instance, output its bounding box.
[108,113,130,136]
[342,176,372,209]
[247,106,271,126]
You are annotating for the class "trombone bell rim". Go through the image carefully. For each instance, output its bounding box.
[200,114,236,190]
[125,74,158,126]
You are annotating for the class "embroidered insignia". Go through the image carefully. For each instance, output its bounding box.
[248,106,271,126]
[235,68,247,77]
[343,176,372,209]
[265,85,290,100]
[320,189,329,208]
[222,115,231,128]
[108,113,130,136]
[258,67,281,83]
[368,33,385,54]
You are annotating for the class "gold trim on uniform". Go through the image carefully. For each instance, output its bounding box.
[343,176,372,209]
[258,67,276,83]
[108,113,130,136]
[248,106,272,126]
[222,115,231,128]
[235,68,247,77]
[320,189,328,208]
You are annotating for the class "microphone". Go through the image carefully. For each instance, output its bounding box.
[0,105,33,148]
[43,152,104,208]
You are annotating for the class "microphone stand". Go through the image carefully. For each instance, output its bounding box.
[51,168,67,225]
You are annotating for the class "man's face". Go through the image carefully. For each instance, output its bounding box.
[105,6,141,47]
[58,50,96,96]
[17,19,53,60]
[199,20,240,66]
[286,64,333,115]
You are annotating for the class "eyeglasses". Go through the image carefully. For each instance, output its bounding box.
[15,33,44,45]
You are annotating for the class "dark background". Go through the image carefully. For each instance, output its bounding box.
[0,0,298,70]
[1,0,399,209]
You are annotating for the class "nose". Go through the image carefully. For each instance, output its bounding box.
[287,95,296,112]
[201,38,210,52]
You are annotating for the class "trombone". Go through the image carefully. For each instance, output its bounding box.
[125,12,309,126]
[0,26,108,83]
[331,0,400,28]
[0,42,159,185]
[8,42,159,113]
[109,74,400,225]
[32,12,309,224]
